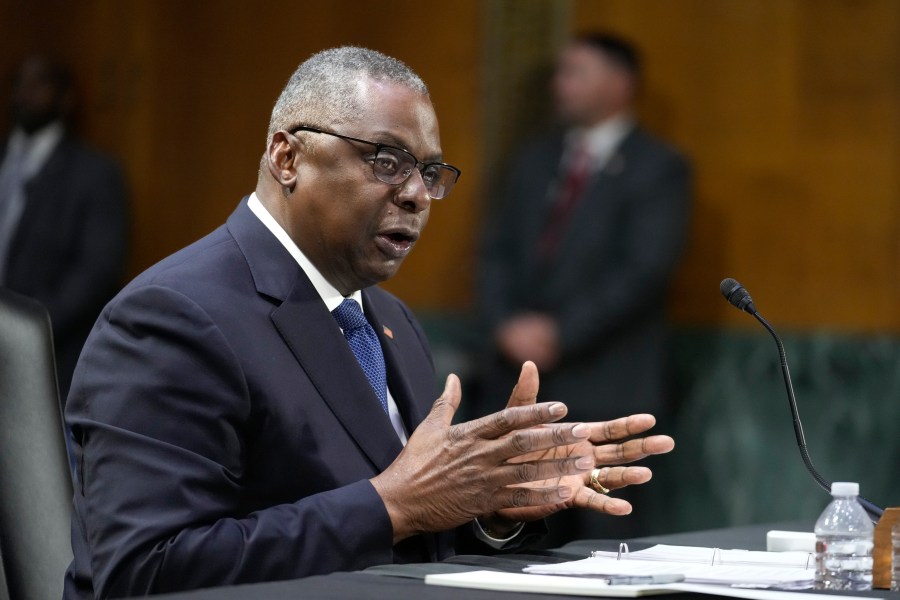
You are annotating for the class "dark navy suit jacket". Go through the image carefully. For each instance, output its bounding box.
[64,199,460,598]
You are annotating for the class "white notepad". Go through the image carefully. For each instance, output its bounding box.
[425,571,874,600]
[425,571,676,597]
[523,544,815,588]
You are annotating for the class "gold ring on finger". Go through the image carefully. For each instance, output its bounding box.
[589,468,609,494]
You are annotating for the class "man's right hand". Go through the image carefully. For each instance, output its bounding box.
[369,374,592,543]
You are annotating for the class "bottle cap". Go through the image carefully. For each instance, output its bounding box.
[830,481,859,496]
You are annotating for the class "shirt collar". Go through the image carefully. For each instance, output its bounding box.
[567,113,634,169]
[247,192,362,312]
[7,121,65,178]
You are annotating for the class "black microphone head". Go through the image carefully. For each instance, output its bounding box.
[720,278,757,314]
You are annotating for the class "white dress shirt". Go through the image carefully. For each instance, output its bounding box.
[565,113,634,173]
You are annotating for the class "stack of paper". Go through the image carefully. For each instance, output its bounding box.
[588,545,812,568]
[523,545,815,589]
[426,571,679,597]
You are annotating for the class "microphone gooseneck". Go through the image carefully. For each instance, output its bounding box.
[719,278,883,522]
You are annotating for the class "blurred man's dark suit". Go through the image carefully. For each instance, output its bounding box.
[64,199,537,599]
[482,126,690,421]
[0,133,128,398]
[480,126,691,540]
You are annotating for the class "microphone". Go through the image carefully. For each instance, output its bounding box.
[719,278,883,521]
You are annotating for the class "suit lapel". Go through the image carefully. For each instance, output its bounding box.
[227,201,403,473]
[271,286,404,473]
[364,290,442,561]
[362,291,428,434]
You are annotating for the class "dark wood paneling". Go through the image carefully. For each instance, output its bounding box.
[572,0,900,331]
[1,0,484,310]
[3,0,898,331]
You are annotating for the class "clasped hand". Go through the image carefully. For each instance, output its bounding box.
[370,362,674,543]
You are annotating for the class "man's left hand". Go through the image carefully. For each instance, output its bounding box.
[482,362,675,528]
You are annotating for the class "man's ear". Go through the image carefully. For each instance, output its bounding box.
[265,130,300,190]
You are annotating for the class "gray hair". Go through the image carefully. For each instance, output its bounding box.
[267,46,428,139]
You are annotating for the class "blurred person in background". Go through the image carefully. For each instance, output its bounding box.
[479,32,691,543]
[0,54,129,399]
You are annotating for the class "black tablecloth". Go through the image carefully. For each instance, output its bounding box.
[152,521,895,599]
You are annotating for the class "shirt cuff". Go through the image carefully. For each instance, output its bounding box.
[472,517,526,550]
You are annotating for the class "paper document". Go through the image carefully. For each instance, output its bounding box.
[425,571,677,597]
[589,544,812,568]
[426,572,875,600]
[523,544,815,588]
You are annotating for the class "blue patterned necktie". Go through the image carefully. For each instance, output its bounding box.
[331,298,388,414]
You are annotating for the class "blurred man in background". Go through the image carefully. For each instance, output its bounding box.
[479,32,691,543]
[0,55,129,399]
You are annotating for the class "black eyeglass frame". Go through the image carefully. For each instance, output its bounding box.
[288,125,461,199]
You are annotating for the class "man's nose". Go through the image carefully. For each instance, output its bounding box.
[393,169,432,213]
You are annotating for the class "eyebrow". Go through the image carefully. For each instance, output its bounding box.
[367,131,443,163]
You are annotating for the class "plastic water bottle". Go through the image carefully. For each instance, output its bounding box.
[813,482,874,591]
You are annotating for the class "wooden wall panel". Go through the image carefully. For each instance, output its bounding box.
[572,0,900,331]
[1,0,484,310]
[3,0,899,331]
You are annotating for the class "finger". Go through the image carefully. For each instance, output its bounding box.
[424,374,462,428]
[594,434,675,465]
[505,361,540,409]
[469,402,568,440]
[587,414,657,444]
[492,483,573,510]
[586,466,652,490]
[578,488,633,515]
[494,454,594,487]
[499,422,590,459]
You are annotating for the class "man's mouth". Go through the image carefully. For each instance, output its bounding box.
[375,228,418,259]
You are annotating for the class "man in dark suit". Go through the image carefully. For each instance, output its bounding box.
[0,55,129,398]
[64,47,674,599]
[479,33,691,543]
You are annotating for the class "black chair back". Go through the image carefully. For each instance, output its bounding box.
[0,549,9,600]
[0,287,73,600]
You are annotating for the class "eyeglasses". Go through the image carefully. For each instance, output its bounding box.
[289,125,461,200]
